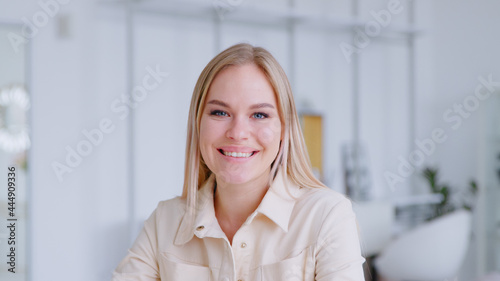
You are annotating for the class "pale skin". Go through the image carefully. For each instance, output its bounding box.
[199,63,282,244]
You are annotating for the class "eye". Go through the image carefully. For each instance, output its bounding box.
[210,110,228,117]
[252,112,269,119]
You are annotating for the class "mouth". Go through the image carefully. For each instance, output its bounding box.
[218,149,257,158]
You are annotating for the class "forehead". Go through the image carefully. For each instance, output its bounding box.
[206,63,277,105]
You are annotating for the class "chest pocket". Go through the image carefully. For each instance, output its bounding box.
[159,252,213,281]
[259,248,315,281]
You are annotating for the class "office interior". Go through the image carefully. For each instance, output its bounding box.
[0,0,499,280]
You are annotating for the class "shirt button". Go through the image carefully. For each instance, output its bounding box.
[240,242,247,248]
[238,279,244,281]
[196,225,205,231]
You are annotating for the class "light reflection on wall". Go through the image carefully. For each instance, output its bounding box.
[0,84,31,153]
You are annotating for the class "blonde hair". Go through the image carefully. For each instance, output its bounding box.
[182,43,325,212]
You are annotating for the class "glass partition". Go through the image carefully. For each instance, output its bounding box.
[0,22,29,281]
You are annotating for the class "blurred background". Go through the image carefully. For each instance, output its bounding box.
[0,0,499,280]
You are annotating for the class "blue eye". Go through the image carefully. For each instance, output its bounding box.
[253,112,269,119]
[210,110,228,117]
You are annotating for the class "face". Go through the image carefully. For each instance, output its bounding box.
[199,63,282,187]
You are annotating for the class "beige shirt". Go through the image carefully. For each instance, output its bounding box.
[112,173,365,281]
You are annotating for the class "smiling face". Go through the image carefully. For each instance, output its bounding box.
[199,63,282,187]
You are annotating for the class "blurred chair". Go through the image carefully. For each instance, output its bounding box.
[374,210,472,281]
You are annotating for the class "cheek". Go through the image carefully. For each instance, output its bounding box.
[257,119,282,148]
[199,119,214,158]
[257,128,276,144]
[199,117,217,141]
[199,119,227,162]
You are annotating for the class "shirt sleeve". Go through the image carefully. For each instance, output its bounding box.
[112,209,160,281]
[314,197,366,281]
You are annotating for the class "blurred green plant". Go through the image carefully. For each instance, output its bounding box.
[422,167,478,220]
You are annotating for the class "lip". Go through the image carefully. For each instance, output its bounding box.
[217,146,257,153]
[217,146,259,160]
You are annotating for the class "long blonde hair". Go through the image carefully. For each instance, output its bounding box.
[182,43,325,212]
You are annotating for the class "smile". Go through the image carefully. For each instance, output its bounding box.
[218,149,256,158]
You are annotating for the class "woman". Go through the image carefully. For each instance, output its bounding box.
[112,43,365,281]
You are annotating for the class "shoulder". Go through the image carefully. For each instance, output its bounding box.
[156,195,187,213]
[285,185,358,250]
[294,186,356,224]
[156,196,186,209]
[299,187,353,211]
[148,196,187,225]
[142,196,188,248]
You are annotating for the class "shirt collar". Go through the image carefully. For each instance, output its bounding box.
[174,174,218,246]
[252,170,303,232]
[174,170,303,245]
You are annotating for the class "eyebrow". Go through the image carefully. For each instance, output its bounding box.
[206,99,275,110]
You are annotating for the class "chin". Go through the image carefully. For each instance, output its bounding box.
[216,172,250,185]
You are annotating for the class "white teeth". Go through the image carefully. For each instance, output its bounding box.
[222,151,253,158]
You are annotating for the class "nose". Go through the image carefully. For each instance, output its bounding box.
[226,117,250,140]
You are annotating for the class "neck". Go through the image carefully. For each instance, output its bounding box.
[214,172,271,243]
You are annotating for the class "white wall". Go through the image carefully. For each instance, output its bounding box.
[416,0,500,278]
[416,0,500,191]
[1,0,498,280]
[1,0,130,280]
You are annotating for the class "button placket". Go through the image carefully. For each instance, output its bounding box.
[233,228,252,281]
